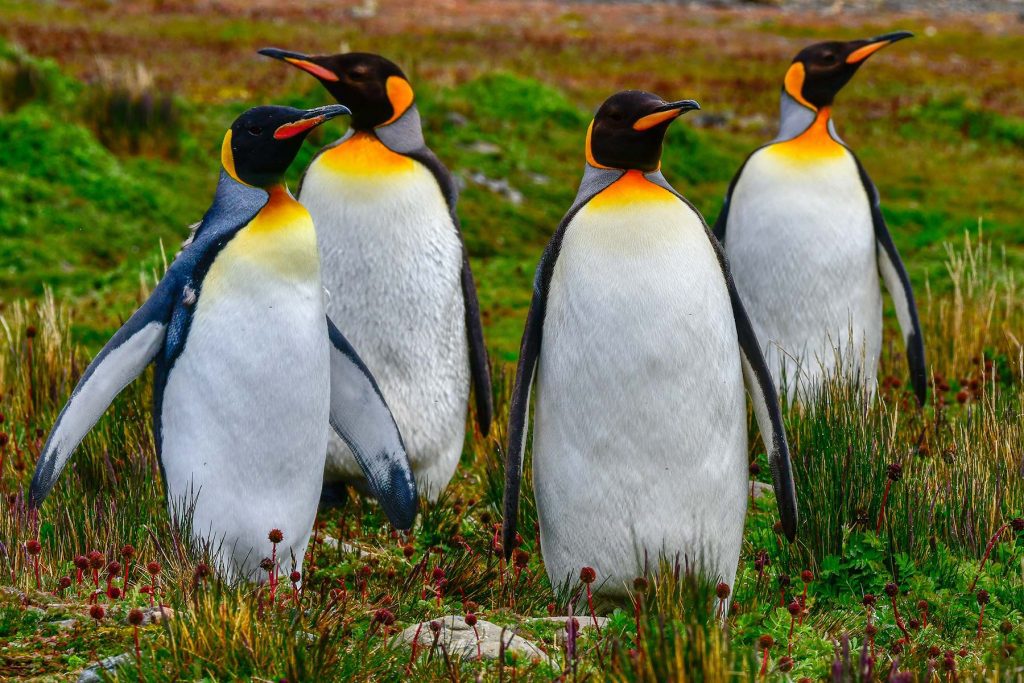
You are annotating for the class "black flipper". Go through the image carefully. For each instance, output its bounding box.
[712,148,761,244]
[851,155,927,406]
[500,166,621,559]
[326,316,418,530]
[31,172,270,509]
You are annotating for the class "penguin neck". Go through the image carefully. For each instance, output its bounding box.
[773,90,842,144]
[373,103,426,155]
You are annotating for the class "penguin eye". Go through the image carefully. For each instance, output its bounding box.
[349,68,370,81]
[247,126,263,136]
[820,52,838,66]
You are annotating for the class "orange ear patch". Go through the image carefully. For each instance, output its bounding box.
[273,116,325,140]
[382,76,414,126]
[632,108,683,132]
[783,62,816,111]
[846,41,890,64]
[284,57,339,82]
[221,130,245,184]
[584,120,612,169]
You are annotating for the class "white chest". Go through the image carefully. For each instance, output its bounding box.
[298,139,469,496]
[533,183,749,599]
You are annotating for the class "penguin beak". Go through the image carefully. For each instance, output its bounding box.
[845,31,913,64]
[632,99,701,132]
[273,104,350,140]
[259,47,339,82]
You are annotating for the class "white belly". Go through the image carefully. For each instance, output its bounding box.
[725,148,882,402]
[300,154,469,501]
[161,229,329,582]
[534,194,748,602]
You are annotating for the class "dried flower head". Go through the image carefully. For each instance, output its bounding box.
[120,544,135,560]
[373,608,395,626]
[757,634,774,650]
[884,582,899,598]
[58,576,72,589]
[777,573,791,588]
[74,555,89,570]
[106,561,121,578]
[633,577,649,592]
[801,570,813,583]
[128,608,144,626]
[429,620,442,634]
[146,561,161,576]
[194,563,211,580]
[289,571,301,583]
[716,582,731,600]
[579,567,596,584]
[512,549,530,569]
[259,557,274,572]
[89,604,105,621]
[749,462,761,476]
[788,601,802,617]
[402,544,415,558]
[88,551,105,571]
[464,612,477,627]
[268,529,284,544]
[778,655,794,673]
[25,540,41,556]
[917,599,929,611]
[1012,518,1024,533]
[886,463,903,482]
[866,623,878,637]
[977,589,990,606]
[107,586,121,600]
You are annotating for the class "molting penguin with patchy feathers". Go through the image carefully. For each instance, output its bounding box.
[714,32,926,406]
[502,90,798,609]
[259,48,493,503]
[29,104,417,582]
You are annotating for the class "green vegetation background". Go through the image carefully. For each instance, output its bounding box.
[0,4,1022,359]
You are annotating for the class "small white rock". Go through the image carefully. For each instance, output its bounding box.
[395,615,551,664]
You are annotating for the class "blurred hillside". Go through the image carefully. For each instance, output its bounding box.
[0,0,1022,359]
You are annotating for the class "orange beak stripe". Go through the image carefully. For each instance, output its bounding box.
[274,116,325,140]
[284,57,339,82]
[632,108,683,132]
[846,40,891,64]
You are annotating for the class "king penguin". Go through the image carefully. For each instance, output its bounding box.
[501,91,798,606]
[258,48,493,502]
[714,32,926,406]
[29,105,418,581]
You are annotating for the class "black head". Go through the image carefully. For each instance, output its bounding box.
[222,104,349,187]
[259,49,412,130]
[785,31,913,110]
[586,91,700,172]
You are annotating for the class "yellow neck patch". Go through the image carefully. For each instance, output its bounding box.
[317,131,416,177]
[215,184,318,279]
[767,107,846,163]
[382,76,414,126]
[221,130,246,184]
[587,170,675,211]
[783,62,817,112]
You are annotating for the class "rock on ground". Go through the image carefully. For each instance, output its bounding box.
[395,615,551,664]
[529,615,610,645]
[77,653,134,683]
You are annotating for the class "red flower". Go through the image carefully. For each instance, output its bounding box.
[128,608,144,626]
[579,567,596,584]
[268,529,284,544]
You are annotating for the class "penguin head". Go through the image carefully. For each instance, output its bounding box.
[586,91,701,172]
[785,31,913,110]
[221,104,349,187]
[259,48,413,130]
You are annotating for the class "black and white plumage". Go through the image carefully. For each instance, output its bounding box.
[502,92,797,606]
[30,106,417,581]
[714,32,926,405]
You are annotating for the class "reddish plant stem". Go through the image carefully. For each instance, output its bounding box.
[977,604,986,640]
[876,480,893,533]
[799,586,808,625]
[969,522,1010,592]
[407,621,423,673]
[759,649,770,677]
[890,595,911,640]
